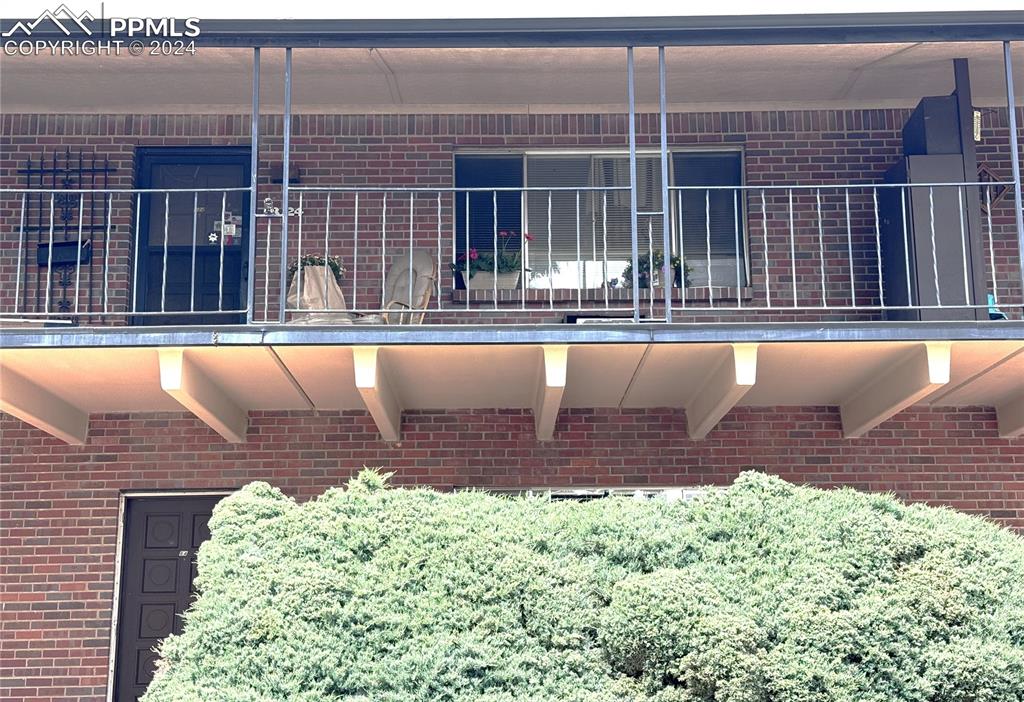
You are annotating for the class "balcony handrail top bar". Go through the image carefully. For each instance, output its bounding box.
[288,185,633,193]
[667,181,1013,191]
[6,12,1020,47]
[3,182,1009,196]
[0,187,252,195]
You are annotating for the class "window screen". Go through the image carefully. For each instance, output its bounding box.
[673,152,745,286]
[453,155,523,258]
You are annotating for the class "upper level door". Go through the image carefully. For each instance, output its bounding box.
[133,148,250,325]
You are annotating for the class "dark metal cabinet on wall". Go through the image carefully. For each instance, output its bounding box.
[879,155,987,321]
[878,62,988,322]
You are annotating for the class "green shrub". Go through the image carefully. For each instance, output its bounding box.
[143,471,1024,702]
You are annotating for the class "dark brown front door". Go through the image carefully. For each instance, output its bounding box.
[113,495,224,702]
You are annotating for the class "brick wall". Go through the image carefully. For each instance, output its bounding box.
[2,405,1024,701]
[3,108,1021,324]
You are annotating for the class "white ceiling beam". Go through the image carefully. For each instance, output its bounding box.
[996,393,1024,439]
[841,341,951,439]
[158,348,248,443]
[685,343,758,440]
[352,346,402,442]
[0,367,89,444]
[534,345,569,441]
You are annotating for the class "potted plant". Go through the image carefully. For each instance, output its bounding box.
[621,251,692,289]
[452,230,533,290]
[286,254,349,322]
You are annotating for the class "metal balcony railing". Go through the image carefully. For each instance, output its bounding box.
[1,180,1021,327]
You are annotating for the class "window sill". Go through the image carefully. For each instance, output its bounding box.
[450,286,754,304]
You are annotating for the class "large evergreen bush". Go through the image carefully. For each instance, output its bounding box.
[144,471,1024,702]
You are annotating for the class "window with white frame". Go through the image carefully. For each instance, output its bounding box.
[453,150,747,289]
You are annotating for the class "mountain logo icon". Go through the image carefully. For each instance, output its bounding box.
[2,5,95,37]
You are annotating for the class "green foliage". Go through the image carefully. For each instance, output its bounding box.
[144,472,1024,702]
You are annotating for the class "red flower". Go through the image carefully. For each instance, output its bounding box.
[499,230,511,237]
[468,248,479,260]
[523,232,535,242]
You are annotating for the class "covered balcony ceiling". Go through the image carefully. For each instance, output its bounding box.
[2,332,1022,445]
[3,42,1022,113]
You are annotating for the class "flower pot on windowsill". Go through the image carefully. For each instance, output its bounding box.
[466,270,522,290]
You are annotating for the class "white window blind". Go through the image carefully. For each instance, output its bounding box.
[453,150,745,289]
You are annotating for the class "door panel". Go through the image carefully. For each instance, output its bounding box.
[134,149,250,326]
[114,495,223,702]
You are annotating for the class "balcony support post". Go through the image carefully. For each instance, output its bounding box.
[658,46,673,323]
[246,47,260,324]
[627,46,640,322]
[1004,41,1024,299]
[278,47,293,324]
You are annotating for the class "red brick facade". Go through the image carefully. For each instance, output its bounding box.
[2,107,1023,701]
[2,405,1024,701]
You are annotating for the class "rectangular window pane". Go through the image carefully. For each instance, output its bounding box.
[673,152,745,287]
[453,155,523,264]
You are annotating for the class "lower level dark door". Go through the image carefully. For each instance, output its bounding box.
[113,495,224,702]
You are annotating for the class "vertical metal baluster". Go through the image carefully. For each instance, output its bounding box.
[295,190,304,311]
[263,218,271,320]
[104,193,112,314]
[679,190,686,310]
[493,190,498,310]
[381,192,388,311]
[845,190,855,308]
[410,192,416,319]
[190,192,198,312]
[353,192,360,311]
[161,192,169,313]
[576,190,582,310]
[132,193,141,313]
[45,193,54,314]
[986,186,998,304]
[816,189,825,308]
[590,190,597,293]
[901,187,911,307]
[465,192,470,311]
[761,190,769,309]
[735,189,743,309]
[647,218,654,318]
[957,185,970,304]
[521,188,527,310]
[74,194,83,315]
[547,189,554,309]
[705,189,713,307]
[873,187,884,309]
[15,193,25,314]
[219,191,227,312]
[788,189,796,308]
[602,191,609,309]
[929,186,941,307]
[436,192,442,310]
[324,193,331,309]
